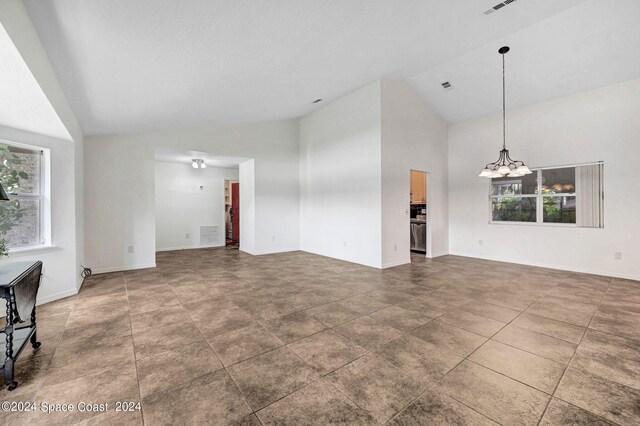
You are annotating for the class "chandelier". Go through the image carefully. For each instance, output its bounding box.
[479,46,531,178]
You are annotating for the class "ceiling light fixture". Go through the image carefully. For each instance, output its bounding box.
[479,46,531,178]
[192,159,206,169]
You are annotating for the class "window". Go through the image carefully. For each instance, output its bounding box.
[0,142,46,248]
[541,167,576,224]
[491,172,537,222]
[490,163,603,227]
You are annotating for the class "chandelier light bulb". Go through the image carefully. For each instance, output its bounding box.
[498,165,511,175]
[516,165,532,175]
[192,161,198,168]
[479,168,493,177]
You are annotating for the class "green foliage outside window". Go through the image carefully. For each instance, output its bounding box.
[491,197,536,222]
[0,144,30,256]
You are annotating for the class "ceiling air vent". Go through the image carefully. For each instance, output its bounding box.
[484,0,517,15]
[441,81,453,91]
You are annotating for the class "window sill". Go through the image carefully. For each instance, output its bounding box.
[489,221,579,228]
[5,245,58,257]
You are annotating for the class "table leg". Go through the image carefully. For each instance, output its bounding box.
[30,306,40,349]
[4,296,17,391]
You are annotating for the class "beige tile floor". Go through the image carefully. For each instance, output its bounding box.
[2,247,640,425]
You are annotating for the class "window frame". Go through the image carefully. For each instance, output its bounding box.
[0,139,51,250]
[489,163,602,227]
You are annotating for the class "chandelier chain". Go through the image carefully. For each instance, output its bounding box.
[502,51,506,151]
[478,46,531,178]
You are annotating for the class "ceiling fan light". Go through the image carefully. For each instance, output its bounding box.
[200,162,206,169]
[192,161,198,168]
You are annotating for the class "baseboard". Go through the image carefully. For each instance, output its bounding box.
[382,259,411,269]
[449,251,640,281]
[91,263,157,275]
[156,243,225,252]
[240,247,300,256]
[298,249,383,269]
[36,287,78,305]
[429,251,449,258]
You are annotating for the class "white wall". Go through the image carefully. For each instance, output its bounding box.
[0,125,80,303]
[299,82,383,268]
[155,161,238,251]
[84,119,299,273]
[239,160,256,253]
[0,1,84,302]
[448,78,640,280]
[381,80,449,267]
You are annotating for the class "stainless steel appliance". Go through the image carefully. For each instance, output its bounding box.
[410,220,426,253]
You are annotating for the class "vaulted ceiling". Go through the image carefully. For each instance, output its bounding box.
[23,0,640,135]
[0,23,71,140]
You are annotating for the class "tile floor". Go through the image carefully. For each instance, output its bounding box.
[2,247,640,425]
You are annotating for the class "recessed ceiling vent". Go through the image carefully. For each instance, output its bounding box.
[484,0,517,15]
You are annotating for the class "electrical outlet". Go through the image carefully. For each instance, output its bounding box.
[394,244,397,251]
[185,233,190,239]
[272,236,276,242]
[614,252,622,260]
[128,245,134,253]
[478,240,484,246]
[343,241,347,248]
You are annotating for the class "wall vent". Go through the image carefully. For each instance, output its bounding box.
[441,81,452,90]
[484,0,517,15]
[200,226,218,245]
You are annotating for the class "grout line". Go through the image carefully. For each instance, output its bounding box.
[167,256,260,421]
[30,290,81,402]
[535,277,615,426]
[123,272,146,426]
[32,249,638,426]
[385,290,550,425]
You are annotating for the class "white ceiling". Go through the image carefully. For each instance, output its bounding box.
[409,0,640,123]
[0,23,71,141]
[155,147,245,169]
[21,0,639,135]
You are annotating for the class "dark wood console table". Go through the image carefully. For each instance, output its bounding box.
[0,261,43,391]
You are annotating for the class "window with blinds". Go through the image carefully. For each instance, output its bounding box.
[490,163,603,228]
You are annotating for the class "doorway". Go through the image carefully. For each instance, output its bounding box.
[410,170,427,257]
[225,180,239,246]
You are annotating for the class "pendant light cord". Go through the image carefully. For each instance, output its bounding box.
[502,51,506,150]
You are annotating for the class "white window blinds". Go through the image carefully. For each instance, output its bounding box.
[576,163,604,228]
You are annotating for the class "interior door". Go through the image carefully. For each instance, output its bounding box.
[231,183,240,242]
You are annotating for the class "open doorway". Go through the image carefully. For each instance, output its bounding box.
[410,170,427,257]
[225,180,239,246]
[153,147,254,254]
